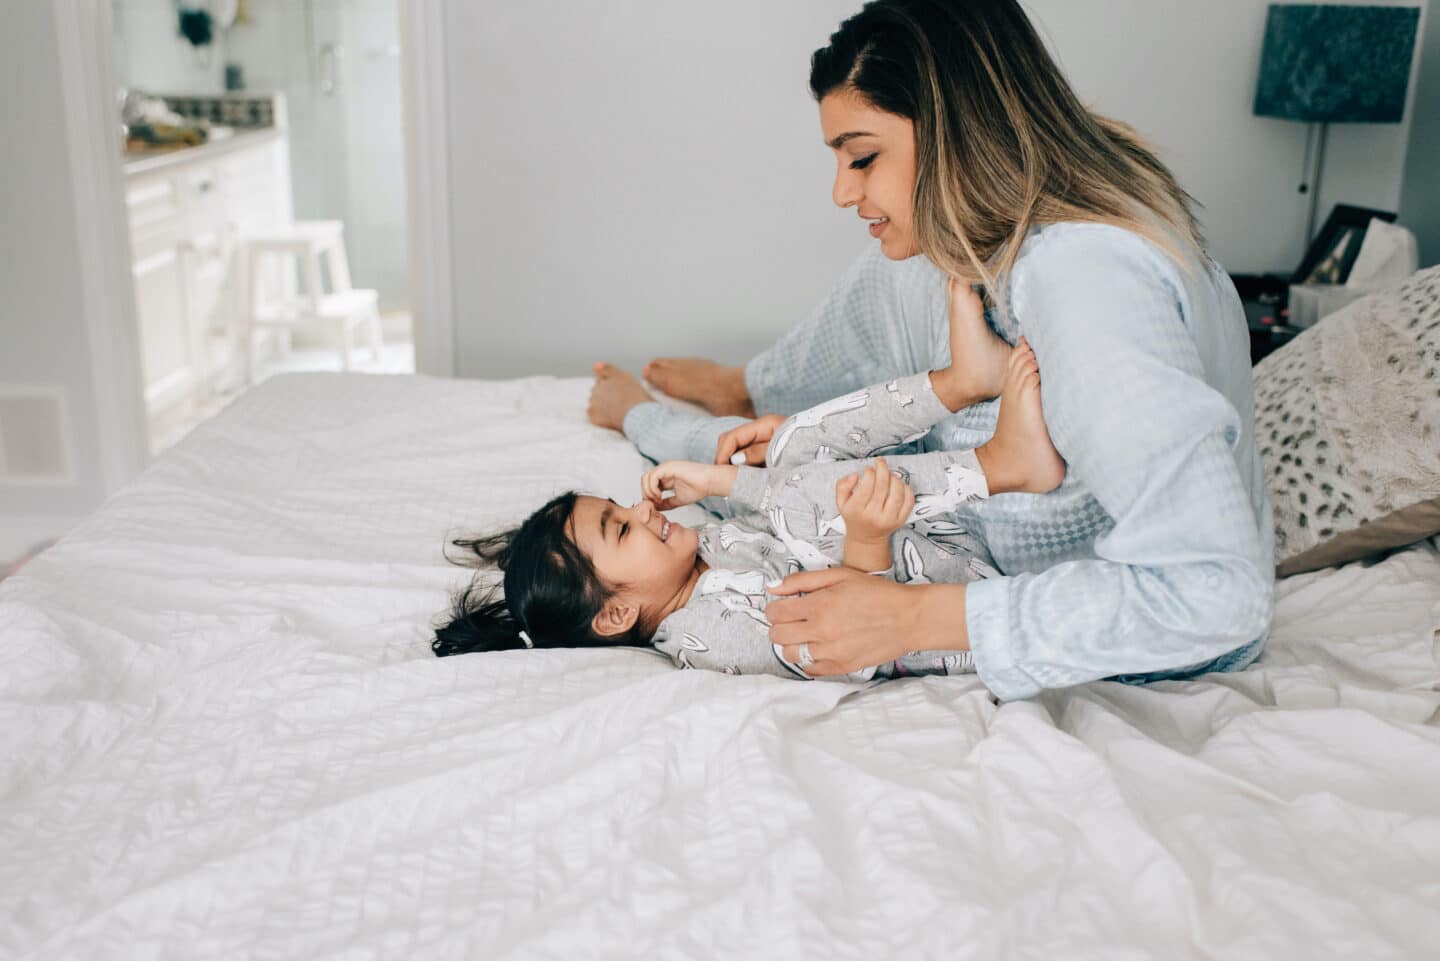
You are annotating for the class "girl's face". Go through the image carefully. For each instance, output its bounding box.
[569,495,699,627]
[820,89,919,260]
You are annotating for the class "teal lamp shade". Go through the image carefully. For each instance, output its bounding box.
[1254,4,1420,123]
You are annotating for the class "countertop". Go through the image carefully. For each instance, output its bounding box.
[123,127,284,177]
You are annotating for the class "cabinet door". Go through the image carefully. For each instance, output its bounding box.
[132,245,196,411]
[128,174,199,412]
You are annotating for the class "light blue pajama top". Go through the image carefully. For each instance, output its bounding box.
[745,224,1275,700]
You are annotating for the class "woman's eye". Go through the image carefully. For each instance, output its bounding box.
[849,153,878,170]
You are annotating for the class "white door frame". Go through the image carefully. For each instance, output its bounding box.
[400,0,456,379]
[53,0,456,492]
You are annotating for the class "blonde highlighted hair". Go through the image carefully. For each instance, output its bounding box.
[811,0,1205,295]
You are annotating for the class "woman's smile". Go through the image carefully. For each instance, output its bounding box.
[867,216,890,238]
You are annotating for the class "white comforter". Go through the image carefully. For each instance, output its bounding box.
[3,373,1438,961]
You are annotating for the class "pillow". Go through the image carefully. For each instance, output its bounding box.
[1253,265,1440,576]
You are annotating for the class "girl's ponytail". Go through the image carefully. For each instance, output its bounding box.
[432,581,530,656]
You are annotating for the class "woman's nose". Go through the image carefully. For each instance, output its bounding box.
[832,166,861,210]
[636,500,654,523]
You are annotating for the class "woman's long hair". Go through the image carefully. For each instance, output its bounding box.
[811,0,1205,297]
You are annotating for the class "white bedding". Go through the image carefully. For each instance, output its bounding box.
[3,372,1438,961]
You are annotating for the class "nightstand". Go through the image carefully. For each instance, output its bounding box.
[1231,273,1304,365]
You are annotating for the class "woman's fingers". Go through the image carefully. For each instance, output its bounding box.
[767,566,855,598]
[714,414,783,465]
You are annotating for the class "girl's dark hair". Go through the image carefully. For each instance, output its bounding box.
[433,491,648,657]
[809,0,1204,296]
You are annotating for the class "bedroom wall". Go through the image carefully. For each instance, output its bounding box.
[441,0,1429,379]
[1400,0,1440,267]
[0,4,111,555]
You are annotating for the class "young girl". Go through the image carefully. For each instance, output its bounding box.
[436,291,1064,681]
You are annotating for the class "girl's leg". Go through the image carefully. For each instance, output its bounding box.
[766,371,951,469]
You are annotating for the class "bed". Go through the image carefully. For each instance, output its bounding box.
[3,371,1439,960]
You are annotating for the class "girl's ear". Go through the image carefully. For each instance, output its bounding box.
[591,598,640,637]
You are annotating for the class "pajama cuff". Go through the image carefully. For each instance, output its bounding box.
[727,466,770,513]
[621,402,666,456]
[914,370,958,423]
[965,575,1042,701]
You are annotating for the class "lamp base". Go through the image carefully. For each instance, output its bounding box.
[1304,122,1329,245]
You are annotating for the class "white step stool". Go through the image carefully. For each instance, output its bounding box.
[237,219,383,382]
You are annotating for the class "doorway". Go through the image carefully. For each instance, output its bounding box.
[111,0,418,453]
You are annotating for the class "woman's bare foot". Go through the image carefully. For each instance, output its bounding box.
[641,357,756,418]
[588,363,654,431]
[930,279,1013,411]
[974,341,1066,494]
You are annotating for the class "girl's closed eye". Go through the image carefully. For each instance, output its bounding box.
[849,153,878,170]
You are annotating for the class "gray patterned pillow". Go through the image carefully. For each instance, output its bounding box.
[1253,265,1440,576]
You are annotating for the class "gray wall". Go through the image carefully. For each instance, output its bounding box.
[444,1,869,377]
[442,0,1429,379]
[0,4,108,548]
[1400,0,1440,267]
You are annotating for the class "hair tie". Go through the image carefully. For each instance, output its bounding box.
[518,629,534,649]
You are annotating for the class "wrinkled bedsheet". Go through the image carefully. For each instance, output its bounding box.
[2,373,1438,961]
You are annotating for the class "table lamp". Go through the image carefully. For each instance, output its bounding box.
[1253,4,1421,243]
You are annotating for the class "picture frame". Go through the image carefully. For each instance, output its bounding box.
[1291,204,1398,286]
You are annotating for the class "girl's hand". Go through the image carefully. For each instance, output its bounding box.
[835,458,915,545]
[641,460,736,508]
[714,414,786,466]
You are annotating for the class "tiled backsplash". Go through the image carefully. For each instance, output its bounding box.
[161,94,282,130]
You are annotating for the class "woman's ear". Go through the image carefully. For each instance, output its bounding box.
[592,598,640,637]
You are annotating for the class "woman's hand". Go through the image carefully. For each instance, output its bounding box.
[767,568,969,676]
[714,414,786,466]
[641,460,736,509]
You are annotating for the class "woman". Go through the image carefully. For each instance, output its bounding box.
[602,0,1274,700]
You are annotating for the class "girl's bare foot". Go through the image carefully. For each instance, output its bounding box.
[641,357,756,418]
[975,341,1066,494]
[930,279,1013,411]
[588,363,654,431]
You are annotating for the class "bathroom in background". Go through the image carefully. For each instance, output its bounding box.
[112,0,413,452]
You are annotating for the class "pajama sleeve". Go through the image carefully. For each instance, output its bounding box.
[653,596,875,682]
[966,231,1274,699]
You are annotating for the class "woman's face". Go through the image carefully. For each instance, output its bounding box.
[820,89,919,260]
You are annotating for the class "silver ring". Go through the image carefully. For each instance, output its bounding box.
[798,643,815,669]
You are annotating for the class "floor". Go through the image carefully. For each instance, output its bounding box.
[149,316,416,454]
